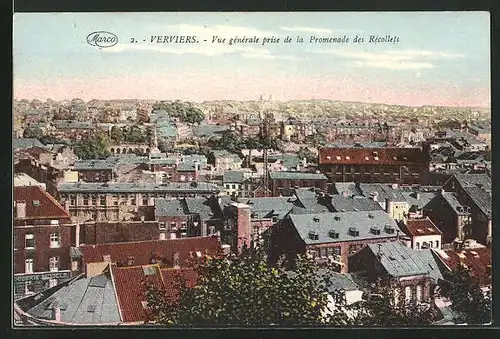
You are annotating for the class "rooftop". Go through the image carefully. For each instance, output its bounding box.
[366,242,443,280]
[435,247,491,286]
[269,171,327,181]
[223,171,246,184]
[319,146,427,165]
[14,186,71,220]
[13,138,46,150]
[402,218,442,237]
[155,198,187,217]
[288,210,401,245]
[57,182,221,193]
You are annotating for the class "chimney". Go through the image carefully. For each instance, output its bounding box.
[75,223,80,247]
[372,191,378,202]
[385,198,394,215]
[391,183,398,190]
[415,192,420,201]
[64,199,70,212]
[15,201,26,219]
[440,188,445,195]
[52,305,61,322]
[377,244,382,259]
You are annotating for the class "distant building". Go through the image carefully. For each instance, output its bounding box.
[269,171,328,196]
[398,217,442,250]
[318,144,429,185]
[222,170,252,198]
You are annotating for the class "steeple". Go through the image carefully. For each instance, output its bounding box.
[150,126,161,155]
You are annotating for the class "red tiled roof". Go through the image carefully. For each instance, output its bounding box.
[14,185,71,220]
[80,236,221,268]
[111,264,199,323]
[440,247,492,286]
[111,264,164,323]
[318,147,428,165]
[404,218,442,236]
[24,146,55,158]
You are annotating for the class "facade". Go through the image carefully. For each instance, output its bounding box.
[269,171,328,197]
[14,186,77,298]
[222,170,252,198]
[398,217,442,250]
[211,150,242,171]
[56,181,221,222]
[318,145,429,185]
[269,210,403,273]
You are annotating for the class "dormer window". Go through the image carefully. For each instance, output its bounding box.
[349,227,359,237]
[32,200,40,207]
[308,231,319,241]
[370,226,381,235]
[345,156,350,160]
[326,156,331,160]
[365,156,370,161]
[336,156,341,160]
[328,230,339,239]
[384,224,395,234]
[374,156,379,161]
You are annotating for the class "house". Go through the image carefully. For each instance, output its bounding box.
[269,210,404,273]
[318,145,429,185]
[211,150,242,171]
[14,173,47,190]
[79,220,161,245]
[423,189,472,245]
[222,170,251,198]
[348,242,443,303]
[14,186,77,298]
[399,217,442,250]
[442,174,491,245]
[269,171,328,197]
[13,138,46,150]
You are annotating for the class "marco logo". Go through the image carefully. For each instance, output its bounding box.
[86,31,118,48]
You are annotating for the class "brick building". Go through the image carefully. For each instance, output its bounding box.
[269,210,404,273]
[318,145,429,185]
[14,186,77,298]
[269,171,328,196]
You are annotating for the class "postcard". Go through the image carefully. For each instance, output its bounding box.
[13,12,491,328]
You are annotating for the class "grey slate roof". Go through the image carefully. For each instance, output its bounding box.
[239,197,296,220]
[57,182,221,193]
[75,156,147,171]
[330,195,383,212]
[23,273,121,324]
[13,138,46,150]
[212,150,241,159]
[269,171,327,180]
[176,162,196,171]
[267,154,300,169]
[289,210,402,245]
[402,192,437,210]
[453,173,491,191]
[366,243,443,280]
[462,186,492,218]
[155,198,187,217]
[358,183,407,202]
[324,272,359,292]
[439,193,469,215]
[185,197,216,220]
[223,171,246,184]
[53,120,94,129]
[332,182,358,196]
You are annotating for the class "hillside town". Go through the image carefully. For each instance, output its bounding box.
[13,97,491,326]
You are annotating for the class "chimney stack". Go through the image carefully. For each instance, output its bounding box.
[15,201,26,219]
[52,305,61,322]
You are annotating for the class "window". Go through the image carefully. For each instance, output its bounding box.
[416,242,420,249]
[25,258,34,273]
[429,241,433,249]
[49,278,58,288]
[180,222,187,229]
[209,226,216,235]
[435,240,439,249]
[405,286,412,303]
[49,233,60,248]
[71,260,79,271]
[25,282,35,294]
[49,257,59,272]
[25,234,35,249]
[170,222,177,229]
[83,195,89,206]
[131,198,136,206]
[91,196,97,206]
[416,285,423,303]
[70,195,76,206]
[32,200,40,207]
[142,197,148,206]
[173,252,180,268]
[159,232,166,240]
[99,195,106,206]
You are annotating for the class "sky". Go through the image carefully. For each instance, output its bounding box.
[13,12,490,107]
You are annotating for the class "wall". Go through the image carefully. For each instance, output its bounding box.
[81,221,160,245]
[412,234,442,250]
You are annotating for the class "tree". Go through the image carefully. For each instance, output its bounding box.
[346,278,437,326]
[23,126,43,139]
[297,147,317,163]
[110,126,125,144]
[124,125,145,143]
[438,264,491,324]
[73,132,111,160]
[143,247,344,327]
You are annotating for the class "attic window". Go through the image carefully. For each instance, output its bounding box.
[313,216,320,222]
[326,156,331,160]
[143,266,157,276]
[336,156,341,160]
[368,213,374,219]
[328,230,339,239]
[196,251,202,258]
[32,200,40,207]
[384,224,395,234]
[374,156,379,161]
[334,216,341,221]
[365,156,370,161]
[393,156,398,160]
[403,157,408,161]
[87,305,96,313]
[127,256,134,266]
[103,255,111,262]
[345,156,350,160]
[349,227,359,237]
[370,226,381,235]
[308,231,319,241]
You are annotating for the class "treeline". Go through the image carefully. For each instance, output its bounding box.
[153,100,205,124]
